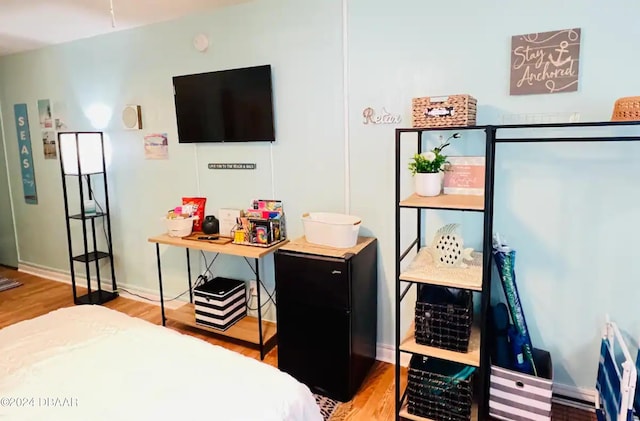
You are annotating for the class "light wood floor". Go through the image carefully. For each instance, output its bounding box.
[0,267,401,421]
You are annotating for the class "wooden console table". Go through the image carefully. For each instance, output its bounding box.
[148,234,289,360]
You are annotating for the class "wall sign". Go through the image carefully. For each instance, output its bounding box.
[510,28,581,95]
[13,103,38,204]
[362,107,402,125]
[208,163,256,170]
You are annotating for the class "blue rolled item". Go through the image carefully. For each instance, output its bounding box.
[491,303,511,369]
[492,235,538,376]
[508,326,533,374]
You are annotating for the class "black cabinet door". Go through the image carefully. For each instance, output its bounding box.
[275,251,350,310]
[277,299,352,402]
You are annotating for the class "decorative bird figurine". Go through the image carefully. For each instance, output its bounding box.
[426,223,474,268]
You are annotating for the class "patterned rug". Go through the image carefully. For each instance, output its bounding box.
[0,277,22,292]
[314,394,352,421]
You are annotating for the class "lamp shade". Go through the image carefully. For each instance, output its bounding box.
[59,132,105,175]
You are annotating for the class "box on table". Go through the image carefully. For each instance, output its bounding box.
[412,94,477,128]
[194,277,247,331]
[489,348,553,421]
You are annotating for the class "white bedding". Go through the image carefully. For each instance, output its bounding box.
[0,305,322,421]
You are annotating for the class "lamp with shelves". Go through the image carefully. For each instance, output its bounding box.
[58,131,118,305]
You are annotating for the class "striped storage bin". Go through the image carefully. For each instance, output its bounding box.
[489,349,553,421]
[194,277,247,331]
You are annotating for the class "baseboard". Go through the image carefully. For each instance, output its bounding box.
[17,261,185,310]
[552,383,597,411]
[376,342,410,366]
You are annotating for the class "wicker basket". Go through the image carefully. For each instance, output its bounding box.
[407,355,475,421]
[611,96,640,121]
[412,94,477,128]
[415,285,473,353]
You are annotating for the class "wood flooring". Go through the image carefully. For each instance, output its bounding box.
[0,267,595,420]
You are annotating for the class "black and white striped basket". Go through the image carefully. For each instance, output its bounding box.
[489,349,553,421]
[194,277,247,331]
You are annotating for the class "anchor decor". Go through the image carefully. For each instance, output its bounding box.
[510,27,581,95]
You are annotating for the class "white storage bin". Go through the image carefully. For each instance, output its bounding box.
[194,277,246,331]
[489,349,553,421]
[164,216,197,237]
[302,212,361,248]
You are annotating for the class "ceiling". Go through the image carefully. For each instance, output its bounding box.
[0,0,250,56]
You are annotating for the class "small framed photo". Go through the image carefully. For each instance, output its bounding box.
[443,156,485,196]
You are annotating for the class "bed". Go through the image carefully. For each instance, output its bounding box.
[0,305,323,421]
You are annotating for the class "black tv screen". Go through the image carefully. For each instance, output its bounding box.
[173,65,275,143]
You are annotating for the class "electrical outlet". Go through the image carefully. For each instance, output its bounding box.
[249,280,258,297]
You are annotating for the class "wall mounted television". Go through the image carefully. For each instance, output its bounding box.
[173,64,275,143]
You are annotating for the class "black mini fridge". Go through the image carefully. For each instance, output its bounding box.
[274,237,378,402]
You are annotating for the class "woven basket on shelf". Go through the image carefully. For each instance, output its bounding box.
[611,96,640,121]
[414,285,473,353]
[407,355,474,421]
[412,94,477,128]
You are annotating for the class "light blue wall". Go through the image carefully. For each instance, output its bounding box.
[0,0,345,322]
[1,0,639,391]
[0,102,18,267]
[347,0,640,389]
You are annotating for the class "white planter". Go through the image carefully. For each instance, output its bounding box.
[415,172,442,197]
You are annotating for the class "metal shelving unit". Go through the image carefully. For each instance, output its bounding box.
[395,125,496,421]
[395,120,640,421]
[58,131,118,305]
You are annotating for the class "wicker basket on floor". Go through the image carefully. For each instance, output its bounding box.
[611,96,640,121]
[407,355,474,421]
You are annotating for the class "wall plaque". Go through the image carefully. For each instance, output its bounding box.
[362,107,402,125]
[510,28,581,95]
[14,104,38,204]
[208,163,256,170]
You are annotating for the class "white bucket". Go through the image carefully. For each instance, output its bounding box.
[301,212,361,249]
[164,216,197,238]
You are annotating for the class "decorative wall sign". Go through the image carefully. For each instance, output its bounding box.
[37,99,53,129]
[362,107,402,125]
[443,156,485,196]
[208,163,257,170]
[14,104,38,204]
[510,28,581,95]
[144,133,168,160]
[42,131,57,160]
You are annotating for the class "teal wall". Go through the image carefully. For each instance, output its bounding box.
[346,0,640,391]
[0,103,18,267]
[1,0,639,390]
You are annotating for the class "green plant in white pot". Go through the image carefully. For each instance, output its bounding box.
[408,132,461,197]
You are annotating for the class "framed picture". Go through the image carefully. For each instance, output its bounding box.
[443,156,485,196]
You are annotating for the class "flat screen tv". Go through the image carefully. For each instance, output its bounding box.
[173,64,275,143]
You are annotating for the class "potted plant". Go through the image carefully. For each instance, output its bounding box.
[408,132,461,197]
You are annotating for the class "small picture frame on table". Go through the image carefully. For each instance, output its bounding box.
[443,156,485,196]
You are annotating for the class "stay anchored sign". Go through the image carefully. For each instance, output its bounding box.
[510,28,581,95]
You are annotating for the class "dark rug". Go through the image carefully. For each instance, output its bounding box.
[314,394,352,421]
[0,277,22,292]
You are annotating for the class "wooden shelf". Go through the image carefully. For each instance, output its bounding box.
[399,401,478,420]
[165,303,277,345]
[399,247,483,291]
[399,193,484,211]
[400,321,481,367]
[278,236,376,258]
[148,233,289,259]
